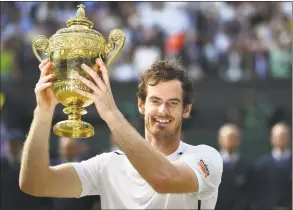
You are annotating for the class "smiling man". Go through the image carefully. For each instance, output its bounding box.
[19,58,223,209]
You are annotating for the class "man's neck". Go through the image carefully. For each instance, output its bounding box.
[145,132,181,156]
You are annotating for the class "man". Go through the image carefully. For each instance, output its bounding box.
[251,122,292,210]
[215,124,250,210]
[50,137,99,210]
[19,58,223,209]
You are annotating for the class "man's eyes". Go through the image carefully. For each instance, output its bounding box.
[149,99,179,106]
[150,99,160,104]
[169,101,179,106]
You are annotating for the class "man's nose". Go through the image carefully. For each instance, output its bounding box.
[158,104,170,115]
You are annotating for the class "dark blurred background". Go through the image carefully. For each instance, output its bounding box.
[0,2,292,210]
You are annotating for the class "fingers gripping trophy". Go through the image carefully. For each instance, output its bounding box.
[32,4,126,138]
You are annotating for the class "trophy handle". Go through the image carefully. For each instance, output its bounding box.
[32,35,50,63]
[105,29,126,68]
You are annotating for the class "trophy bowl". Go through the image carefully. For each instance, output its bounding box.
[32,4,126,138]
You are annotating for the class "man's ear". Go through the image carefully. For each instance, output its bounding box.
[138,98,145,115]
[183,104,192,119]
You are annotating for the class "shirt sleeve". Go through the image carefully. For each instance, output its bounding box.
[71,152,112,197]
[180,145,223,200]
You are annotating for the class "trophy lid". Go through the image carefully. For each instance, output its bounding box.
[66,4,94,29]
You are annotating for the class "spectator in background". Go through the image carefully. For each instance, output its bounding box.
[1,2,21,43]
[250,122,292,210]
[179,29,204,80]
[225,48,243,82]
[216,124,250,210]
[269,34,292,79]
[133,26,162,75]
[50,137,100,210]
[254,50,269,80]
[138,2,191,36]
[1,36,22,82]
[202,37,220,77]
[111,51,138,82]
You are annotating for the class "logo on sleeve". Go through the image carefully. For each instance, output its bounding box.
[198,159,210,178]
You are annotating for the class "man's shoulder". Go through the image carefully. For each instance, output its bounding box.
[79,150,126,165]
[183,143,220,156]
[181,143,223,166]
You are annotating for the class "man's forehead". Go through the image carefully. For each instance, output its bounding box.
[146,80,183,99]
[272,124,290,135]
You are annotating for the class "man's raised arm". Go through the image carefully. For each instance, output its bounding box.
[19,59,82,198]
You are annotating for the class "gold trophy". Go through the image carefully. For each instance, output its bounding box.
[32,4,126,138]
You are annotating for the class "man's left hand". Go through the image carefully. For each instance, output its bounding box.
[73,58,119,121]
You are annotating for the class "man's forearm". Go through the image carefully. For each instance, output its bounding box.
[106,111,178,189]
[19,107,54,193]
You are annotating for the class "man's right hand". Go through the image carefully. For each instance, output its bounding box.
[35,58,58,112]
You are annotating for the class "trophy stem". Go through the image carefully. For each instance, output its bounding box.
[68,113,81,121]
[63,106,86,120]
[53,106,94,138]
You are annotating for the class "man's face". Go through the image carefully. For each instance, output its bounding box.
[138,80,192,139]
[271,126,290,150]
[219,129,240,152]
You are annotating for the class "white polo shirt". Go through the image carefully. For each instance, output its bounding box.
[72,141,223,209]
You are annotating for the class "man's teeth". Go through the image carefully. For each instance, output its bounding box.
[156,119,170,123]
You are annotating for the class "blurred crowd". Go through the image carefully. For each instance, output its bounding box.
[0,2,292,210]
[1,1,292,83]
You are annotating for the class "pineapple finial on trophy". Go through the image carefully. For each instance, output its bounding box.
[77,4,86,17]
[66,4,94,28]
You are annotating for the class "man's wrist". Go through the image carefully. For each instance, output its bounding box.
[104,109,124,125]
[34,106,55,118]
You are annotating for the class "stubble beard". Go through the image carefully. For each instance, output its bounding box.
[145,117,182,140]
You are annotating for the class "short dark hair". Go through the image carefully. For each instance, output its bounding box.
[137,59,194,107]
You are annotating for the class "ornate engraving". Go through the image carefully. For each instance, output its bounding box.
[53,79,92,93]
[109,29,125,43]
[32,35,50,62]
[49,34,105,54]
[56,27,103,36]
[32,35,50,54]
[105,29,126,67]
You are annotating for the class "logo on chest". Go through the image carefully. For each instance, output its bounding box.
[198,159,210,178]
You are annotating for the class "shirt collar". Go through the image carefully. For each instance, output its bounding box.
[166,141,185,161]
[272,148,291,161]
[220,149,240,163]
